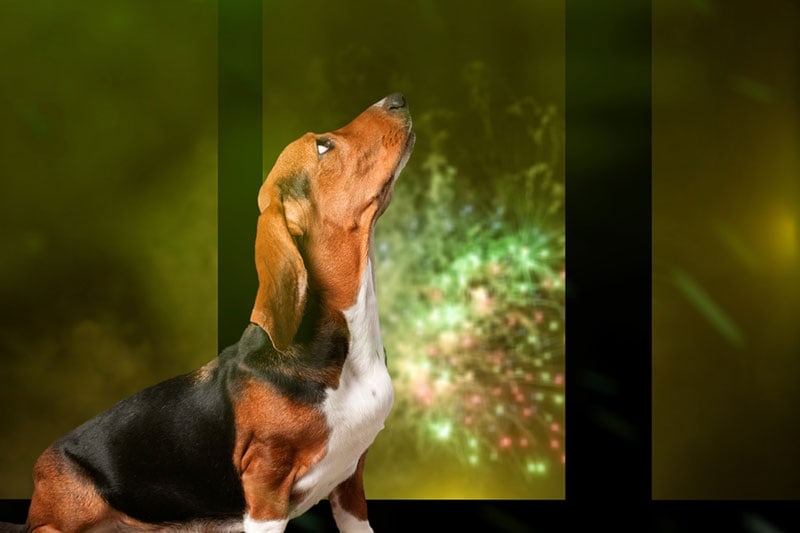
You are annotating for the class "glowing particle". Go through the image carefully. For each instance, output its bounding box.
[553,394,564,405]
[499,436,512,449]
[526,461,547,475]
[469,455,479,465]
[550,439,560,449]
[431,421,452,440]
[519,438,529,448]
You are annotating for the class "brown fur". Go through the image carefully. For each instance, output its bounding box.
[330,452,370,521]
[232,379,328,521]
[26,448,119,532]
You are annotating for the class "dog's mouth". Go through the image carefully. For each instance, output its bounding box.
[391,130,415,182]
[375,129,415,218]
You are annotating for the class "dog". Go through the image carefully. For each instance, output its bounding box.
[16,93,414,533]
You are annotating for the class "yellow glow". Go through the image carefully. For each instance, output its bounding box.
[769,209,797,268]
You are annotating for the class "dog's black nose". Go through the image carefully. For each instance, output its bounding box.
[383,92,407,111]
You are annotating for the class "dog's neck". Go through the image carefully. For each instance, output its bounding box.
[342,252,385,365]
[301,230,385,363]
[302,222,375,314]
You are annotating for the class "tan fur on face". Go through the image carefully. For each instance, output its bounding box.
[250,103,412,348]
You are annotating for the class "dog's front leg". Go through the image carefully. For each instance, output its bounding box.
[240,443,293,533]
[329,452,374,533]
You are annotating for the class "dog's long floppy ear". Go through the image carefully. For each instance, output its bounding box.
[250,180,308,353]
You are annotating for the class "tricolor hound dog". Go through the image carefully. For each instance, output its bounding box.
[20,93,415,533]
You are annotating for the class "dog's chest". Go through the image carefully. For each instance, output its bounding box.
[291,260,393,516]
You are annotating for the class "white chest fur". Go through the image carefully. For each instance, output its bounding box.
[290,258,394,517]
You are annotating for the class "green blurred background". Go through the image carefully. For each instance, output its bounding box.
[0,0,565,499]
[653,0,800,498]
[0,0,218,497]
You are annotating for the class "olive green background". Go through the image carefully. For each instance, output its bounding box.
[653,0,800,498]
[0,1,218,498]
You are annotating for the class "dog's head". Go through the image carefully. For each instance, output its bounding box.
[251,93,415,352]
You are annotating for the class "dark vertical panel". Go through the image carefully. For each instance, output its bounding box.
[218,0,262,350]
[565,0,652,500]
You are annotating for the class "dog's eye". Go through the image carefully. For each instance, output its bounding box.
[316,137,334,156]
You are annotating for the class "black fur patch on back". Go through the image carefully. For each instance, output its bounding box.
[60,367,245,524]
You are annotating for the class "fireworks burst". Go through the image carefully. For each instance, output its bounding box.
[382,227,565,477]
[374,96,564,488]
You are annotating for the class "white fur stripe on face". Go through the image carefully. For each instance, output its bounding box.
[243,514,288,533]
